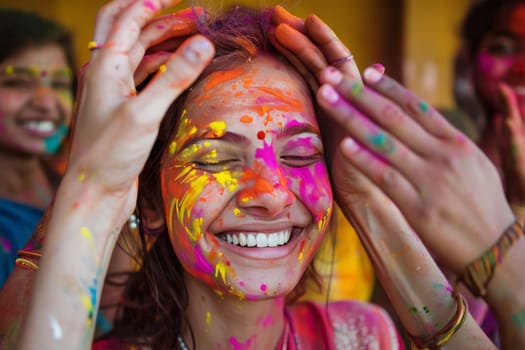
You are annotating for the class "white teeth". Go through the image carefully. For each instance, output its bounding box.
[220,229,293,248]
[239,233,247,247]
[268,233,278,247]
[24,120,56,133]
[256,233,268,247]
[247,234,257,247]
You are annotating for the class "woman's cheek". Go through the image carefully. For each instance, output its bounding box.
[286,162,332,221]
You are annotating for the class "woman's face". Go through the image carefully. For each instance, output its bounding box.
[0,43,73,156]
[474,5,525,115]
[160,54,333,299]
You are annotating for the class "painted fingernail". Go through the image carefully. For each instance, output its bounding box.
[320,85,339,103]
[363,64,384,84]
[324,67,343,85]
[184,37,213,63]
[342,137,359,152]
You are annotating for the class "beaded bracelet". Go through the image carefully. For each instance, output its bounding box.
[408,290,467,350]
[458,220,524,297]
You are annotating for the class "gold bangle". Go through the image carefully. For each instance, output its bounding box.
[17,249,42,259]
[408,290,468,350]
[15,257,39,271]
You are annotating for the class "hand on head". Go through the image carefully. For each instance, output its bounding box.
[68,0,214,221]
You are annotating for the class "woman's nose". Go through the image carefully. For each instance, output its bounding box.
[236,170,295,218]
[30,84,58,111]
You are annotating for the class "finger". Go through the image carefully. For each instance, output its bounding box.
[102,0,181,56]
[317,83,425,179]
[134,52,171,86]
[362,65,459,141]
[274,23,328,79]
[499,82,522,129]
[128,8,202,71]
[271,5,305,32]
[320,66,443,158]
[336,135,420,212]
[305,14,361,82]
[268,33,319,91]
[90,0,135,59]
[131,35,214,122]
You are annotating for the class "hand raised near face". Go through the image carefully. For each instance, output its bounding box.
[317,65,515,273]
[497,83,525,207]
[68,0,214,217]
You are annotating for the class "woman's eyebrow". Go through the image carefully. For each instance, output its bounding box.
[178,129,249,151]
[277,123,320,139]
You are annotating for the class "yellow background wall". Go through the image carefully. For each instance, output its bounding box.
[0,0,402,78]
[0,0,477,109]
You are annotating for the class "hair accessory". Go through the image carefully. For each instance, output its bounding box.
[88,40,103,51]
[459,220,524,297]
[408,290,467,350]
[331,54,354,68]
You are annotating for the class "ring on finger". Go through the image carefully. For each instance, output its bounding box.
[331,54,354,68]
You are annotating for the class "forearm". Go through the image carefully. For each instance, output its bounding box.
[339,196,495,349]
[485,237,525,349]
[16,174,128,349]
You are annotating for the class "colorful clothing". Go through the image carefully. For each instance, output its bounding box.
[93,300,403,349]
[0,198,43,287]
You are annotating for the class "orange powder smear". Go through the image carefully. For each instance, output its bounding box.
[256,86,305,112]
[240,115,253,123]
[204,68,245,92]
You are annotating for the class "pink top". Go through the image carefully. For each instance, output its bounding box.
[93,300,403,349]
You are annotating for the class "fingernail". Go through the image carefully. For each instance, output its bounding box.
[342,137,359,152]
[320,85,339,103]
[363,64,384,84]
[324,67,343,85]
[184,37,213,63]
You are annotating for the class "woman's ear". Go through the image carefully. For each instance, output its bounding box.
[141,206,166,231]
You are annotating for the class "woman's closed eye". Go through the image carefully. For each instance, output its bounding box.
[192,158,243,172]
[281,153,322,167]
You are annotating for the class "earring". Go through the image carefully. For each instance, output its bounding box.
[129,213,140,230]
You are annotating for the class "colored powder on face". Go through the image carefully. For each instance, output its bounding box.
[209,120,226,137]
[257,130,265,140]
[193,244,214,275]
[297,240,306,263]
[240,115,253,123]
[215,261,227,283]
[260,284,267,292]
[158,64,167,73]
[254,86,305,112]
[44,124,69,154]
[422,306,430,314]
[233,208,241,216]
[204,69,245,92]
[262,315,273,327]
[213,171,239,192]
[409,306,418,313]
